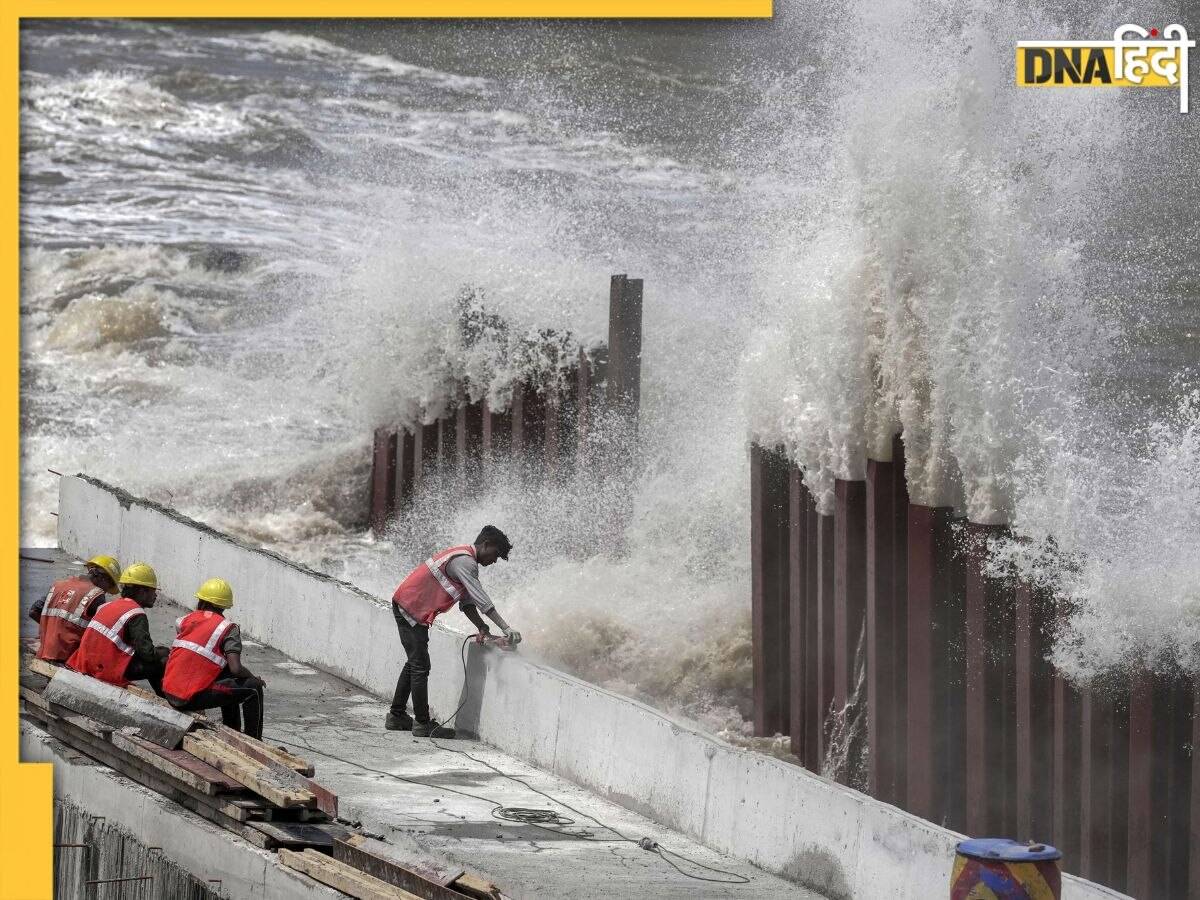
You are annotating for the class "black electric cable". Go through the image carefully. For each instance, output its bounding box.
[268,633,751,886]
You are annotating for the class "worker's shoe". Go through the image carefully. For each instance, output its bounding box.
[412,720,455,739]
[385,711,413,731]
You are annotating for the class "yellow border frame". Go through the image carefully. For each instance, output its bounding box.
[2,7,768,898]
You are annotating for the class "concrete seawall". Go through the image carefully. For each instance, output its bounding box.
[57,474,1127,899]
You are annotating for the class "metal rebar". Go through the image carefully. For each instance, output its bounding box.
[84,875,152,886]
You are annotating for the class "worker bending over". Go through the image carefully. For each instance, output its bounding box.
[29,554,121,663]
[67,562,167,695]
[163,579,265,740]
[388,525,521,738]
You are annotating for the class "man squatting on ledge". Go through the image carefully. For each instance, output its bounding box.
[388,525,520,739]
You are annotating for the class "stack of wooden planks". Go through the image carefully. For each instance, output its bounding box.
[20,656,507,900]
[20,657,344,852]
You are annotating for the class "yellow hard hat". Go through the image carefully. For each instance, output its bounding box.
[85,555,122,589]
[118,562,158,590]
[195,577,233,609]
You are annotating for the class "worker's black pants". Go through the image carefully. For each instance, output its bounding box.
[125,657,165,698]
[391,605,431,723]
[172,675,264,740]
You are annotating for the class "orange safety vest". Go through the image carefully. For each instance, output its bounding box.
[66,597,146,687]
[392,544,476,625]
[37,576,105,662]
[162,610,236,702]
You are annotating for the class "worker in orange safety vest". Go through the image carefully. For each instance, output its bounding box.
[388,525,520,738]
[29,554,121,663]
[67,562,167,694]
[162,578,265,739]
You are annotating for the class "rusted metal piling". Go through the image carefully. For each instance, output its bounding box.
[788,464,810,763]
[963,521,1016,839]
[1015,582,1055,841]
[750,444,791,738]
[905,502,957,823]
[751,433,1200,898]
[367,274,643,534]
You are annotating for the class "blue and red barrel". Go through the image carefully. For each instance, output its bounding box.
[950,838,1062,900]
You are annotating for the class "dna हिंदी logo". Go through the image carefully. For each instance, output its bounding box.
[1016,24,1194,113]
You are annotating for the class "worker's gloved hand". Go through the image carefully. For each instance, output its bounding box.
[503,628,522,646]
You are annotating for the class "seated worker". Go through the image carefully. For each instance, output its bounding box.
[162,578,265,740]
[388,525,520,738]
[29,554,121,663]
[67,562,166,695]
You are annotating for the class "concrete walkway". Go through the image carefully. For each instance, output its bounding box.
[21,550,824,900]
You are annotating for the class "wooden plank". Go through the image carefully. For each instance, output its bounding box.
[183,732,315,808]
[213,724,315,776]
[56,710,112,740]
[26,657,62,680]
[42,667,193,748]
[280,849,422,900]
[42,717,256,828]
[19,686,51,713]
[334,835,472,899]
[110,728,244,795]
[20,671,50,693]
[450,872,502,900]
[247,820,350,851]
[201,727,334,814]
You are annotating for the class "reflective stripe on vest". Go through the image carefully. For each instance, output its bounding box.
[392,544,475,625]
[424,556,465,602]
[164,611,236,702]
[84,606,146,656]
[67,598,146,686]
[171,617,234,666]
[37,578,104,662]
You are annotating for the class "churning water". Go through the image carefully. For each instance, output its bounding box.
[19,7,1198,737]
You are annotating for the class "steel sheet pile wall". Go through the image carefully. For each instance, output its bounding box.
[368,275,642,533]
[750,440,1193,898]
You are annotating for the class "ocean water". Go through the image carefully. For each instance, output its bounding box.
[19,8,1199,738]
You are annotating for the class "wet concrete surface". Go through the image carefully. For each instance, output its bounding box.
[21,549,824,900]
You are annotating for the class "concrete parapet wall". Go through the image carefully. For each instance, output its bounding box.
[57,474,1126,899]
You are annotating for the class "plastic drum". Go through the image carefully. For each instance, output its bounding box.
[950,838,1062,900]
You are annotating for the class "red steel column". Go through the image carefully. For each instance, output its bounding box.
[1054,673,1083,872]
[481,399,511,466]
[1080,688,1115,885]
[1015,582,1055,841]
[906,503,955,821]
[1127,673,1154,896]
[370,427,397,533]
[891,436,909,803]
[457,400,484,489]
[964,522,1016,838]
[834,479,867,716]
[804,499,821,771]
[750,444,791,737]
[607,275,643,423]
[393,429,415,513]
[788,464,810,762]
[544,389,561,476]
[438,410,459,480]
[816,509,835,764]
[1191,676,1200,899]
[866,458,896,801]
[1166,679,1193,899]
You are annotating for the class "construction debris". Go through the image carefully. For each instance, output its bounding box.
[41,668,194,748]
[281,848,425,900]
[20,657,509,900]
